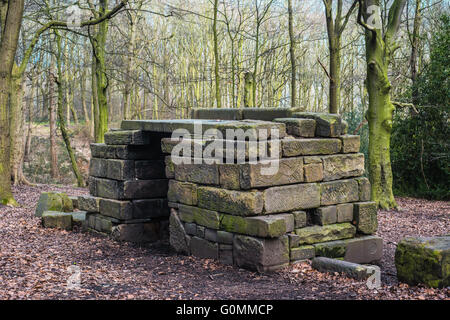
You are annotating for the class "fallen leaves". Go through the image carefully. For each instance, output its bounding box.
[0,185,448,300]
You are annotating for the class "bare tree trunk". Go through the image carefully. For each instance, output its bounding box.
[288,0,296,109]
[48,60,59,180]
[0,0,24,206]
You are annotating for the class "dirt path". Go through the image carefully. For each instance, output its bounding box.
[0,185,448,300]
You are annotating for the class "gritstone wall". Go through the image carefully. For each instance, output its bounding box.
[80,108,382,272]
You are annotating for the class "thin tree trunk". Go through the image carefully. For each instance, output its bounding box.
[288,0,296,109]
[213,0,221,108]
[55,32,84,187]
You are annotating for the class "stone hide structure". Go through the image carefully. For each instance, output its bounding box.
[81,108,383,272]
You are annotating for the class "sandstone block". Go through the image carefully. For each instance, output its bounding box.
[290,245,315,262]
[42,211,73,230]
[395,235,450,288]
[233,235,289,272]
[197,186,263,216]
[273,118,316,137]
[134,160,166,179]
[339,135,360,153]
[304,163,323,182]
[295,223,356,245]
[353,202,378,235]
[314,206,337,225]
[35,192,73,217]
[264,183,320,213]
[78,195,100,213]
[320,179,359,206]
[282,138,341,157]
[336,203,353,223]
[322,154,365,181]
[169,209,190,255]
[167,180,198,205]
[220,214,288,238]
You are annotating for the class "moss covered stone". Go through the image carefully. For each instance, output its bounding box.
[295,223,356,245]
[41,211,73,230]
[177,204,221,229]
[220,214,288,238]
[395,236,449,288]
[35,192,73,217]
[197,186,263,216]
[290,245,315,262]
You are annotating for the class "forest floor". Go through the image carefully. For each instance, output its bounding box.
[0,184,448,300]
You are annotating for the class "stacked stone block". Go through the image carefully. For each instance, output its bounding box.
[78,110,382,271]
[80,130,170,242]
[164,109,382,272]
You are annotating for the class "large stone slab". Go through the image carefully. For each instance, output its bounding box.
[321,154,365,181]
[282,138,341,157]
[273,118,316,137]
[264,183,320,213]
[295,223,356,245]
[197,186,263,216]
[167,180,198,205]
[320,179,359,206]
[89,177,169,200]
[35,192,73,217]
[177,204,221,229]
[99,198,133,220]
[293,113,345,137]
[104,130,152,145]
[239,157,304,189]
[78,195,100,213]
[174,162,219,185]
[89,158,135,181]
[312,257,378,280]
[313,235,383,263]
[233,235,289,272]
[242,108,292,121]
[220,214,292,238]
[353,202,378,235]
[121,119,285,139]
[41,211,73,230]
[134,160,166,179]
[395,235,450,288]
[191,108,243,120]
[90,143,162,160]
